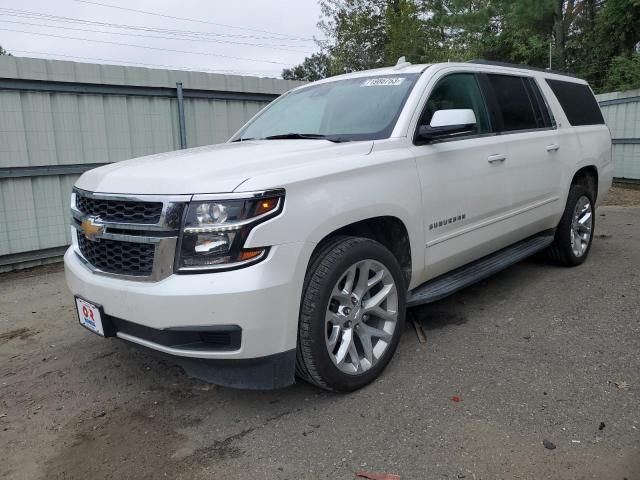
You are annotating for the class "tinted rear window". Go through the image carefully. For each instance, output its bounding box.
[525,78,554,128]
[546,79,604,126]
[486,75,539,132]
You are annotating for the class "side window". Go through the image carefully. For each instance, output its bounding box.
[526,78,556,128]
[485,74,539,132]
[419,73,490,136]
[545,79,605,126]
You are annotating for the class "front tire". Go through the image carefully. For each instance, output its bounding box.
[296,237,406,392]
[548,183,595,266]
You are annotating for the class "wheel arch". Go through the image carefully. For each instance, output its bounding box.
[571,165,599,202]
[308,216,413,288]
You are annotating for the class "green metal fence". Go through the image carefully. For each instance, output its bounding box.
[0,56,303,271]
[1,56,637,272]
[596,89,640,182]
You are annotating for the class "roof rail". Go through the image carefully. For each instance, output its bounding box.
[467,59,578,78]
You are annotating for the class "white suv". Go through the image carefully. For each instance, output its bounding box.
[65,61,612,391]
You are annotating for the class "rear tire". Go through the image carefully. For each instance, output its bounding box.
[296,237,406,392]
[548,183,595,266]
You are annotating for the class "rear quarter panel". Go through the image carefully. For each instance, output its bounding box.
[536,74,613,210]
[574,125,613,207]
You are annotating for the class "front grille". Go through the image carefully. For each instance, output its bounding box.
[76,194,163,224]
[77,234,155,276]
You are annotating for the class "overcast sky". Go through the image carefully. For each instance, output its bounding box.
[0,0,323,78]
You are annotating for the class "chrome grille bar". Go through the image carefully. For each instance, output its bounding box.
[71,188,190,282]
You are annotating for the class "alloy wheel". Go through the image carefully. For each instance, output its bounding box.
[570,195,593,258]
[324,259,399,375]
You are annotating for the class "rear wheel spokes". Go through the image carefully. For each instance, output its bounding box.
[571,196,593,257]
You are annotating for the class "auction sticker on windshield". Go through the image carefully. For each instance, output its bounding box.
[361,77,406,87]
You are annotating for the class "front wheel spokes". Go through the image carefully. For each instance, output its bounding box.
[353,260,372,298]
[327,324,341,351]
[355,325,374,364]
[363,283,394,311]
[334,328,353,366]
[358,323,393,344]
[325,258,399,375]
[347,340,361,373]
[331,265,357,304]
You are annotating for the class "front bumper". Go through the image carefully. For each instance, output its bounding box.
[65,242,314,386]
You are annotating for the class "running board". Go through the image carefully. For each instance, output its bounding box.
[407,231,555,307]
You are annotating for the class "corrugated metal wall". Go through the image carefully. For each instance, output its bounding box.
[0,56,303,271]
[1,57,637,272]
[596,89,640,181]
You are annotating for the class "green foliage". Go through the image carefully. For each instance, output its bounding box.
[598,0,640,55]
[284,0,640,93]
[384,0,431,64]
[282,52,333,81]
[318,0,390,72]
[603,53,640,91]
[0,45,10,56]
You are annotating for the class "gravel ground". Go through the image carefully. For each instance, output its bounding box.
[604,184,640,207]
[1,206,639,480]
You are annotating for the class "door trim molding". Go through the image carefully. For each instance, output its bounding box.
[426,196,560,248]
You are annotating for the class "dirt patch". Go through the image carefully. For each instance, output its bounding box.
[2,208,640,480]
[0,327,39,345]
[44,409,193,480]
[190,433,247,463]
[411,309,469,330]
[0,262,64,283]
[603,184,640,207]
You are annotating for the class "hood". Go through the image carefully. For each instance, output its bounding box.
[76,140,374,195]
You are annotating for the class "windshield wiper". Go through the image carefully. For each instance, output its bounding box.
[232,133,349,143]
[263,133,348,143]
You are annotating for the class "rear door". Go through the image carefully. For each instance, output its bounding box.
[478,73,564,238]
[543,78,612,208]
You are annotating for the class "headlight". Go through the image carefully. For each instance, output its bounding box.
[175,189,284,272]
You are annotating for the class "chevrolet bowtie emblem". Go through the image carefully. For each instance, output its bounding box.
[80,217,105,242]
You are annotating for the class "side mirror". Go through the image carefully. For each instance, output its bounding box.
[417,109,477,143]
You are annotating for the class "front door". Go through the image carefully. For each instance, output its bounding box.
[410,72,516,280]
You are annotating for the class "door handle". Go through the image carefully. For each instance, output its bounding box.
[546,144,560,152]
[487,154,507,164]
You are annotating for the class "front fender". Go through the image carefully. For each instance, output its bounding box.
[241,149,425,288]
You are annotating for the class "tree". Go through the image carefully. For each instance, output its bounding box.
[282,52,333,81]
[598,0,640,56]
[578,0,640,91]
[0,45,10,56]
[284,0,640,92]
[603,53,640,91]
[283,0,435,79]
[318,0,390,72]
[384,0,433,64]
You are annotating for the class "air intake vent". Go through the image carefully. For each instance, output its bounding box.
[77,234,155,276]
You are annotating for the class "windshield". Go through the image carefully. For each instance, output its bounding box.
[233,74,419,142]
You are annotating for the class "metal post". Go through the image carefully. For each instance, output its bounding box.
[176,82,187,149]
